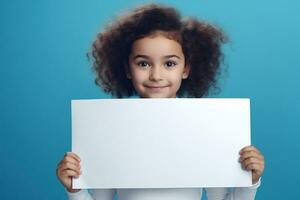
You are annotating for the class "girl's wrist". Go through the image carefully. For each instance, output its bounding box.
[66,188,81,193]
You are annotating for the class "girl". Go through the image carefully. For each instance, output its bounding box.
[56,3,265,200]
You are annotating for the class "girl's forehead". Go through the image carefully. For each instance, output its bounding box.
[131,33,183,57]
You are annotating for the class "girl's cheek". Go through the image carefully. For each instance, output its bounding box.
[135,71,149,82]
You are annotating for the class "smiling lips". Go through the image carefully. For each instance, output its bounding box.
[145,85,169,88]
[145,85,169,92]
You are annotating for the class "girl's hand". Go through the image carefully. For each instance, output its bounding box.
[56,152,82,193]
[239,145,265,184]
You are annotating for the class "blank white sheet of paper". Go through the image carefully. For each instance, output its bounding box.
[71,98,252,189]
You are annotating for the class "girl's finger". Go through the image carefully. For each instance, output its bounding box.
[241,157,263,168]
[59,161,81,172]
[239,145,260,155]
[57,160,63,168]
[61,169,81,178]
[239,151,263,163]
[64,156,81,166]
[245,163,263,173]
[65,152,81,162]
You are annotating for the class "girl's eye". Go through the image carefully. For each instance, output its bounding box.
[137,61,150,68]
[165,61,177,68]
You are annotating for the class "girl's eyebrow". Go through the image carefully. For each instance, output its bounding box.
[133,54,181,60]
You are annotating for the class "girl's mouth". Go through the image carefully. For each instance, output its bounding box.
[145,85,169,88]
[145,85,169,92]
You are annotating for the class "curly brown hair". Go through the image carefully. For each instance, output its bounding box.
[88,3,228,98]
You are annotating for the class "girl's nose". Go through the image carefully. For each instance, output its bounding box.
[149,66,163,81]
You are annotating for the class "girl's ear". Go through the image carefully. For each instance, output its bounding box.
[125,63,132,79]
[182,64,190,79]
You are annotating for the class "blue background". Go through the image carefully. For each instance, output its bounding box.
[1,0,299,199]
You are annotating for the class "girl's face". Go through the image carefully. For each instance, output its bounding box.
[126,33,190,98]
